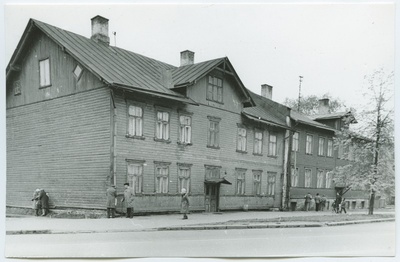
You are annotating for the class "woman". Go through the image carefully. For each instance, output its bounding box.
[180,188,190,220]
[31,189,41,216]
[39,189,49,216]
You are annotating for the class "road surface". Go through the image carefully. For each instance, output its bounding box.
[5,222,395,258]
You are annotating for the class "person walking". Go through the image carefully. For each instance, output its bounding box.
[31,189,41,216]
[320,194,327,211]
[38,189,49,216]
[122,182,134,218]
[335,192,342,213]
[180,188,190,219]
[106,185,117,218]
[304,192,312,211]
[340,198,347,214]
[314,193,321,211]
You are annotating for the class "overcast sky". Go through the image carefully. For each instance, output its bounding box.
[3,2,395,110]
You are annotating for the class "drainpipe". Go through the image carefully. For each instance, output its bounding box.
[281,116,293,211]
[110,89,117,186]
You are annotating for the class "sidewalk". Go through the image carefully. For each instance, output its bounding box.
[6,209,395,235]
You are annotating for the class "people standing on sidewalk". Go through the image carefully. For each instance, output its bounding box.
[31,189,41,216]
[314,193,321,211]
[335,192,342,213]
[38,189,49,216]
[106,185,117,218]
[180,188,190,219]
[304,193,312,211]
[340,198,347,214]
[320,194,327,211]
[122,182,134,218]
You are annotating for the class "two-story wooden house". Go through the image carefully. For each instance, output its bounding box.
[6,16,292,213]
[288,99,369,211]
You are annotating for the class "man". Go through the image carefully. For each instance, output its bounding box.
[122,182,134,218]
[304,193,312,211]
[106,185,117,218]
[314,193,321,211]
[335,192,342,213]
[320,194,327,211]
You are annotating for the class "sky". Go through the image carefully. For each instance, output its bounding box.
[3,2,395,110]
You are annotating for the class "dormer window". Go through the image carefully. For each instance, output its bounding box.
[207,76,223,103]
[39,58,51,88]
[73,64,83,79]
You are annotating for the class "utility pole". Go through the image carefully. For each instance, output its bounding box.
[298,76,303,112]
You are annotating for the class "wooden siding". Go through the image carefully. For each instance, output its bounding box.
[6,30,104,109]
[6,86,111,209]
[113,74,286,212]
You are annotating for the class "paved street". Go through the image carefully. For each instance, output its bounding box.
[5,221,395,258]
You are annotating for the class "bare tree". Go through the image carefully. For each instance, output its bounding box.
[283,94,346,115]
[332,69,394,215]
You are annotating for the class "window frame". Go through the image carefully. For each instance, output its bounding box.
[207,116,221,149]
[178,113,193,145]
[127,104,144,139]
[205,165,221,179]
[267,172,277,196]
[155,109,171,142]
[268,133,277,157]
[325,171,333,188]
[304,168,312,188]
[317,169,324,188]
[306,134,313,155]
[291,166,299,187]
[13,80,21,96]
[154,161,171,194]
[126,160,145,195]
[206,75,223,103]
[73,64,83,80]
[252,170,262,195]
[236,125,247,153]
[327,139,334,157]
[39,57,51,88]
[253,129,263,155]
[235,168,246,195]
[177,163,192,194]
[318,137,325,156]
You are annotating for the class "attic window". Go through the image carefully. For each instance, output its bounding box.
[39,58,51,88]
[73,65,83,79]
[13,80,21,95]
[207,76,223,103]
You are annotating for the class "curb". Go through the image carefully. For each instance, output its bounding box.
[6,218,395,235]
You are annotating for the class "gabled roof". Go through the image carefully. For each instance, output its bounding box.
[242,90,290,129]
[311,111,358,124]
[7,18,255,107]
[291,110,336,132]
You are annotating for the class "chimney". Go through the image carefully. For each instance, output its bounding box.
[261,84,273,100]
[91,15,110,45]
[180,50,195,66]
[318,98,330,114]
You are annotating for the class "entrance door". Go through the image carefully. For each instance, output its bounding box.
[205,184,219,212]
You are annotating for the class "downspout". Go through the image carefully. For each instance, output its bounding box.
[110,88,117,186]
[281,117,293,211]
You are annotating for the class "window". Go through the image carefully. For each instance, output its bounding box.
[73,64,83,79]
[207,117,220,148]
[268,134,277,156]
[128,105,143,137]
[291,166,299,187]
[306,135,313,155]
[292,132,299,152]
[318,137,325,156]
[178,164,191,193]
[179,115,192,144]
[39,58,51,87]
[305,168,312,187]
[207,76,223,103]
[127,161,144,194]
[254,130,263,155]
[267,172,276,196]
[155,162,170,193]
[237,127,247,152]
[253,170,262,195]
[156,111,169,141]
[13,80,21,95]
[205,165,221,178]
[236,169,246,195]
[325,171,333,188]
[327,139,333,157]
[317,169,324,188]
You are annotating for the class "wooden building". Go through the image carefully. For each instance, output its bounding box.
[6,16,292,213]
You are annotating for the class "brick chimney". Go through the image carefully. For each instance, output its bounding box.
[91,15,110,45]
[261,84,273,100]
[180,50,195,66]
[318,98,330,114]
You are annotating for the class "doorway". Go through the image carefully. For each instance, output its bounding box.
[205,184,220,212]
